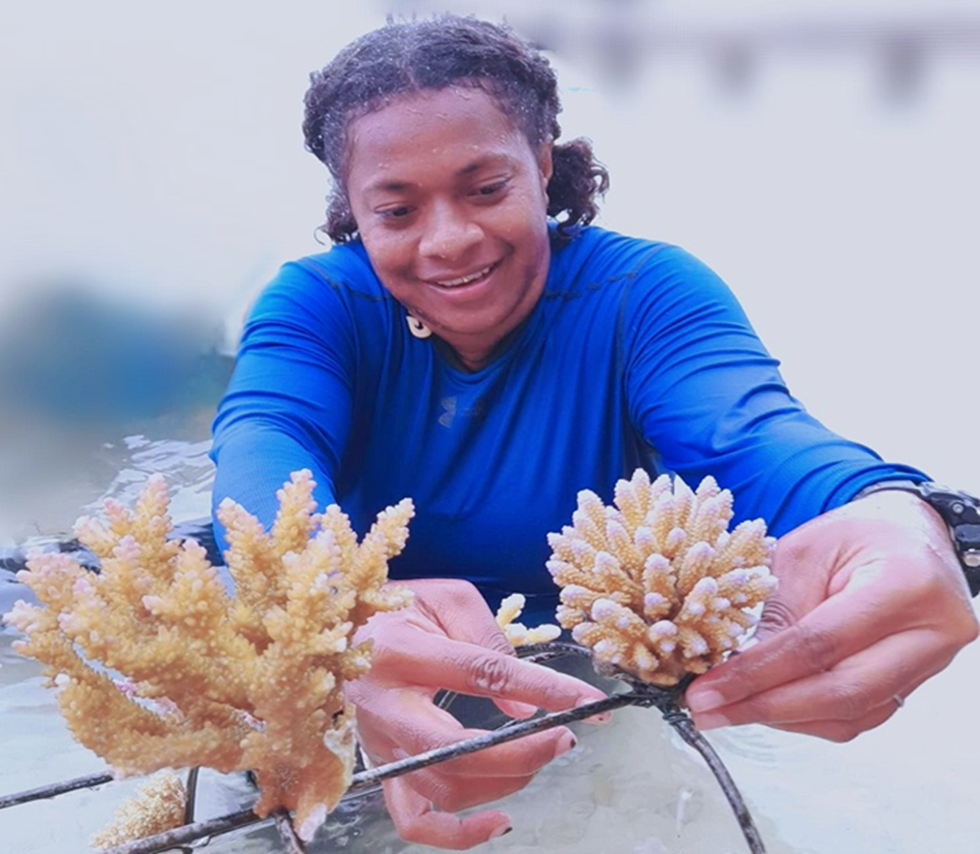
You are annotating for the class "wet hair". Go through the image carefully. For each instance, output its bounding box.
[302,14,609,244]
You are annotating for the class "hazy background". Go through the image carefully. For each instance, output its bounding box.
[1,0,978,541]
[2,5,980,853]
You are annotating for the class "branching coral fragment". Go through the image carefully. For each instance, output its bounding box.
[494,593,561,646]
[548,470,776,685]
[3,470,413,842]
[91,770,187,850]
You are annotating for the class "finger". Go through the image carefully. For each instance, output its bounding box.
[358,689,579,778]
[769,661,941,742]
[404,578,518,657]
[388,756,537,812]
[374,628,606,710]
[427,726,577,780]
[494,693,611,726]
[415,584,611,720]
[495,698,539,719]
[766,658,943,741]
[383,774,512,850]
[768,699,899,742]
[686,562,916,714]
[691,626,952,731]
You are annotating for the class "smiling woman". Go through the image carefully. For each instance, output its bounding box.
[345,88,554,370]
[208,12,978,851]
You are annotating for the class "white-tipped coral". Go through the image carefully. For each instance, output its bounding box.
[3,470,413,843]
[494,593,561,646]
[547,470,777,686]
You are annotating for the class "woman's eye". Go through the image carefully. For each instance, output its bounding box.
[379,206,412,220]
[474,181,506,198]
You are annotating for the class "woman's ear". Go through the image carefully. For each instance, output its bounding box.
[537,142,554,189]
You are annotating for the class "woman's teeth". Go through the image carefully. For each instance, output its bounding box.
[434,265,493,288]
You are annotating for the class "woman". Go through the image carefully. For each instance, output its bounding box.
[211,15,977,849]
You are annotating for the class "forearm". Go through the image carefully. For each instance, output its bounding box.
[210,426,337,552]
[624,247,927,536]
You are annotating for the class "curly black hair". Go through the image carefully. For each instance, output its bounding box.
[302,15,609,243]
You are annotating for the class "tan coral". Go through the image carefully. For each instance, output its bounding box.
[494,593,561,646]
[3,470,413,842]
[547,470,776,686]
[91,770,187,850]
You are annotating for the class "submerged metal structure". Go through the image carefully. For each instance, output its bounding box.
[0,642,767,854]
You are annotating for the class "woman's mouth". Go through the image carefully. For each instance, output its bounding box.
[428,262,497,289]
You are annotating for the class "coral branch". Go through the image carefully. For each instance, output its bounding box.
[91,771,187,850]
[3,470,412,843]
[494,593,561,646]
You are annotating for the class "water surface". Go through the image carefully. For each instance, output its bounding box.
[2,418,979,853]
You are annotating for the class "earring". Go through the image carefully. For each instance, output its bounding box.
[406,314,432,339]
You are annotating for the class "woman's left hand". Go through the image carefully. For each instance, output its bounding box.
[345,578,607,849]
[685,489,979,741]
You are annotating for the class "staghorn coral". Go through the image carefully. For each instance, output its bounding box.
[91,770,187,850]
[547,469,777,686]
[3,469,413,842]
[494,593,561,646]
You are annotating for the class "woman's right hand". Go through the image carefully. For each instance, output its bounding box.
[345,578,608,849]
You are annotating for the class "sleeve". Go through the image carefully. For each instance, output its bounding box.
[623,245,927,536]
[209,259,357,551]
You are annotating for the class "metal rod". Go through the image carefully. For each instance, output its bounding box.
[518,646,767,854]
[348,692,637,792]
[0,771,113,810]
[3,642,768,854]
[98,693,636,854]
[665,712,767,854]
[175,767,201,854]
[100,807,260,854]
[615,673,767,854]
[272,809,308,854]
[183,767,200,825]
[0,642,598,813]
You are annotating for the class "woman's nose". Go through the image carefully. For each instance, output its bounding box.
[418,201,482,259]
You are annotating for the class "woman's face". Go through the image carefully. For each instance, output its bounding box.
[344,86,553,369]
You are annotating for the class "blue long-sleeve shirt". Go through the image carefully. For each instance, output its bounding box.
[211,225,924,621]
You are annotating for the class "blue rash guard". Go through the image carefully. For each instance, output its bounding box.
[210,225,925,622]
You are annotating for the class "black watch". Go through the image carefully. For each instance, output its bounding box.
[856,480,980,597]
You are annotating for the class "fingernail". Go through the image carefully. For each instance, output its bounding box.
[555,731,577,757]
[686,688,726,714]
[489,825,513,840]
[693,711,731,731]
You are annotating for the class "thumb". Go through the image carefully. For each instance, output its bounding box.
[751,530,833,646]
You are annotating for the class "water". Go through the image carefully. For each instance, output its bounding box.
[2,408,980,853]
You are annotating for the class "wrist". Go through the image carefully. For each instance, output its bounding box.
[854,480,980,596]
